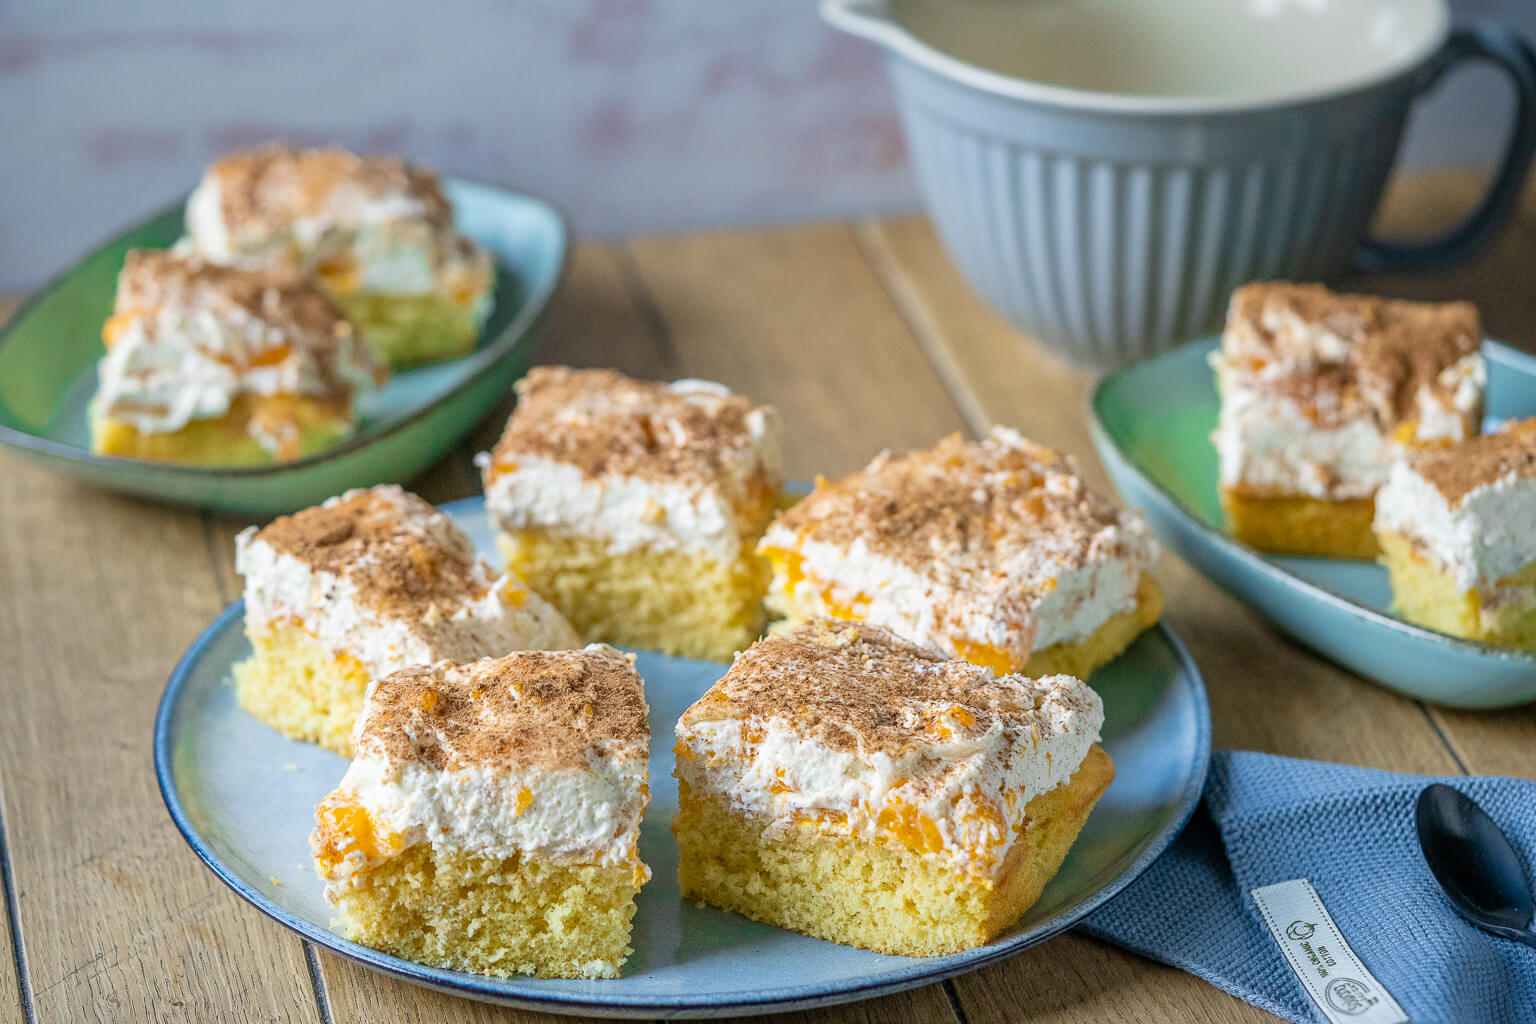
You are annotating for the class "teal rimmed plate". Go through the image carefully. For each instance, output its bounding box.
[0,180,566,516]
[155,496,1210,1018]
[1090,337,1536,708]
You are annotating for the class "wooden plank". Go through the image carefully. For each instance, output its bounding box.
[729,987,964,1024]
[321,968,951,1024]
[318,954,573,1024]
[957,937,1274,1024]
[623,223,970,479]
[0,304,27,1024]
[1429,706,1536,779]
[0,786,27,1024]
[456,242,676,465]
[0,455,319,1022]
[858,214,1463,1024]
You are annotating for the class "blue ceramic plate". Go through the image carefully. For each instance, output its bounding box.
[1090,337,1536,709]
[155,497,1211,1019]
[0,180,566,516]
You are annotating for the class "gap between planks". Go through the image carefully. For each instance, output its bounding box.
[0,783,38,1024]
[0,297,39,1024]
[853,220,992,441]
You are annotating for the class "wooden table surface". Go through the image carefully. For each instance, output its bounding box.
[3,170,1535,1023]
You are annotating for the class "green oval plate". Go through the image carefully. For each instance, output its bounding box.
[1090,336,1536,708]
[0,179,566,516]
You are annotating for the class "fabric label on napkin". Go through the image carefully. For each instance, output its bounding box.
[1252,879,1408,1024]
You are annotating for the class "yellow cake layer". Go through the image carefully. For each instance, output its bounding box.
[674,744,1114,957]
[765,560,1162,679]
[234,619,371,757]
[1220,488,1378,559]
[324,842,641,979]
[328,288,482,369]
[1377,531,1536,651]
[91,393,353,465]
[498,530,769,662]
[1022,574,1164,678]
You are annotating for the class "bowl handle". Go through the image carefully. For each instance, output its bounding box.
[1355,22,1536,273]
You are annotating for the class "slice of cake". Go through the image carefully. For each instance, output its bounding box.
[758,428,1160,679]
[1211,282,1484,558]
[181,144,494,367]
[234,485,580,756]
[1374,418,1536,649]
[91,248,384,465]
[312,647,651,978]
[479,366,783,662]
[673,619,1112,956]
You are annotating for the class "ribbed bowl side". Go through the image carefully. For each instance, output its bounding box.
[895,79,1405,368]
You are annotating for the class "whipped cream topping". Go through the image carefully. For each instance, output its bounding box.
[1212,378,1391,500]
[481,369,782,561]
[1375,461,1536,594]
[1212,351,1485,500]
[1251,307,1354,367]
[322,750,649,896]
[760,427,1156,663]
[1374,421,1536,611]
[183,145,492,303]
[314,647,650,899]
[1211,282,1485,500]
[236,486,580,676]
[482,455,752,561]
[1420,354,1487,439]
[94,249,382,439]
[674,621,1103,879]
[764,530,1145,656]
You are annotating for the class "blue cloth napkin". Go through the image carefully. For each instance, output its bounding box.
[1080,751,1536,1024]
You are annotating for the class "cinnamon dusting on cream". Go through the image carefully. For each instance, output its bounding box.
[1406,418,1536,506]
[766,429,1147,592]
[114,248,383,395]
[1224,281,1481,430]
[488,367,780,486]
[252,486,491,618]
[357,647,648,774]
[682,619,1095,763]
[207,144,452,235]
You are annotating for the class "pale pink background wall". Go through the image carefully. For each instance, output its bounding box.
[2,0,1531,291]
